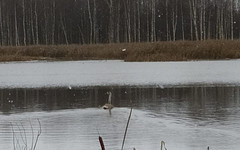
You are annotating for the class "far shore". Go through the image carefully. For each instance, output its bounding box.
[0,40,240,62]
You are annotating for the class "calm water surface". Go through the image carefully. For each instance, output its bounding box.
[0,86,240,150]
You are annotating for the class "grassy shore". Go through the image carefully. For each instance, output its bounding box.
[1,40,240,62]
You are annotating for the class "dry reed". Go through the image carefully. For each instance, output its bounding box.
[1,40,240,62]
[121,107,133,150]
[98,136,105,150]
[11,119,42,150]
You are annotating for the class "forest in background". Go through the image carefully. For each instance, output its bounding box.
[0,0,240,46]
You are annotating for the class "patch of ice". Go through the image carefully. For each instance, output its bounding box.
[1,60,240,88]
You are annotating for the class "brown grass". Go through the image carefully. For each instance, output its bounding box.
[1,40,240,62]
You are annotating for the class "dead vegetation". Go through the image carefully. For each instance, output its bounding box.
[11,119,42,150]
[1,40,240,62]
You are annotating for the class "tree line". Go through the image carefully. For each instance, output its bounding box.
[0,0,240,46]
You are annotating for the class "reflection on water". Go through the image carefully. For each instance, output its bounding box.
[1,86,240,115]
[0,86,240,150]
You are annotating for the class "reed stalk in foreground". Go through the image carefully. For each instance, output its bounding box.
[97,108,133,150]
[121,107,133,150]
[98,136,105,150]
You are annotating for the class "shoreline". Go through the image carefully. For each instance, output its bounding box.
[1,40,240,62]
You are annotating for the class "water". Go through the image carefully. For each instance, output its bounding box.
[0,86,240,150]
[0,60,240,150]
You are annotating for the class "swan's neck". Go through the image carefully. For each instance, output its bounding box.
[108,92,112,104]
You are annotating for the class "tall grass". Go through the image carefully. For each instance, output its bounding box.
[1,40,240,62]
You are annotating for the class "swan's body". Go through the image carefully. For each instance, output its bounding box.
[102,91,114,114]
[102,103,114,110]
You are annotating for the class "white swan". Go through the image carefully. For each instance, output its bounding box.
[102,91,114,114]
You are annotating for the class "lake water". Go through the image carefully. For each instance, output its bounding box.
[0,60,240,150]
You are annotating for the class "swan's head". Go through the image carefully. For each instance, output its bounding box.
[106,91,112,95]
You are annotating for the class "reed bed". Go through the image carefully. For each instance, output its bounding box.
[1,40,240,62]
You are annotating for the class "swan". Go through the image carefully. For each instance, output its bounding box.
[102,91,114,114]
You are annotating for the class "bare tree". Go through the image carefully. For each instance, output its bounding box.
[133,0,137,42]
[22,0,26,45]
[14,0,20,46]
[60,13,68,45]
[166,0,170,41]
[207,8,211,39]
[180,0,185,40]
[171,0,178,41]
[0,0,240,46]
[202,0,206,40]
[151,0,156,42]
[189,0,199,40]
[146,0,150,42]
[43,1,48,44]
[34,0,39,44]
[93,0,98,43]
[115,0,120,43]
[51,0,56,45]
[137,0,141,42]
[30,0,35,44]
[7,11,12,45]
[87,0,93,44]
[189,0,193,40]
[200,0,203,40]
[127,0,131,42]
[230,0,234,40]
[0,0,2,45]
[78,24,85,44]
[104,0,114,43]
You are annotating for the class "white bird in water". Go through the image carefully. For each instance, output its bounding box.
[102,91,114,115]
